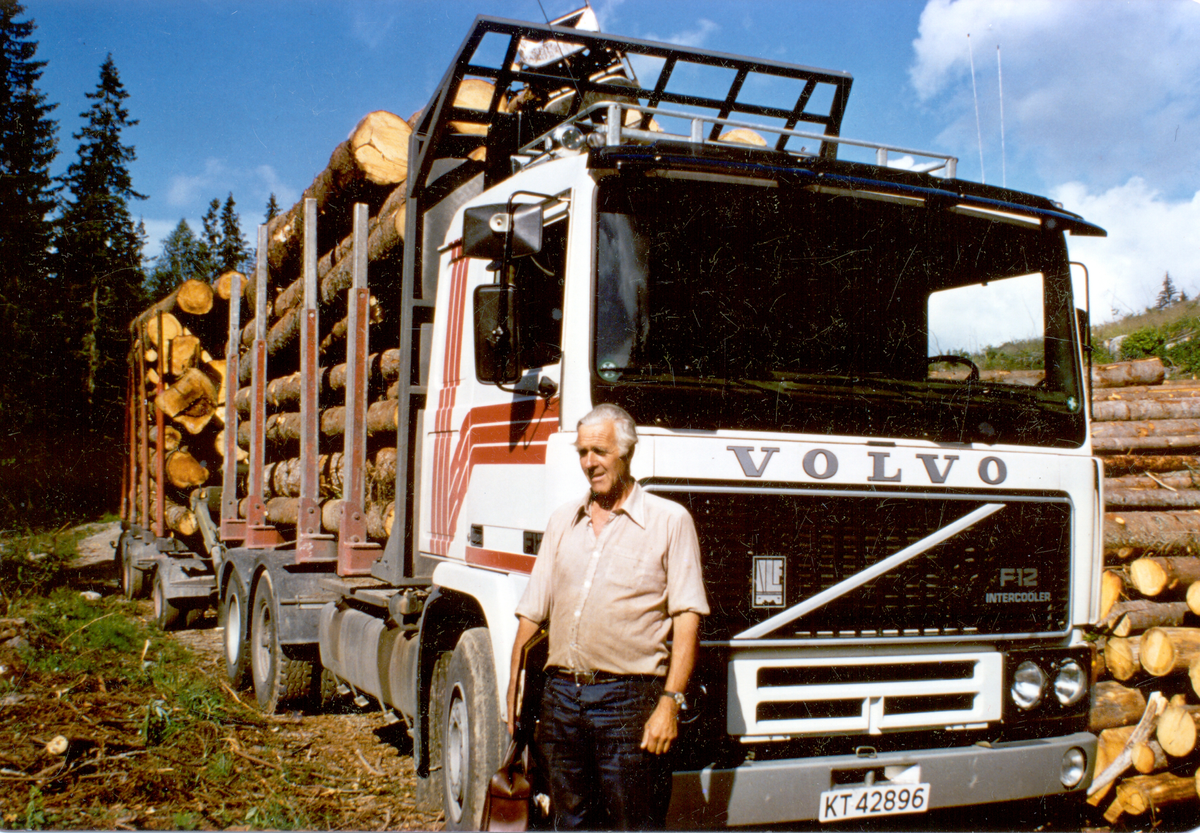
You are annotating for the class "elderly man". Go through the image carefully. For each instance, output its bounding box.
[506,403,708,830]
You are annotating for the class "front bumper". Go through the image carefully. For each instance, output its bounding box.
[665,731,1095,828]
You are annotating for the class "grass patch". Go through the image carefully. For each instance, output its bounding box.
[0,525,93,601]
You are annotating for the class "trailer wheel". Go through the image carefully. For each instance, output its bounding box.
[120,537,145,600]
[152,568,184,631]
[249,573,314,713]
[220,572,251,688]
[438,627,504,830]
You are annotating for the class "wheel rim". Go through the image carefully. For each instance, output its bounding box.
[224,590,242,666]
[253,601,273,683]
[445,682,470,823]
[152,575,163,619]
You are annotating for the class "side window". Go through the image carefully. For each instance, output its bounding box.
[516,217,567,369]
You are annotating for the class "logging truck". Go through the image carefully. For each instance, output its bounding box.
[118,11,1109,828]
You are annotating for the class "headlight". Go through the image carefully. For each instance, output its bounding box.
[1053,660,1087,706]
[1060,747,1087,788]
[1011,660,1046,710]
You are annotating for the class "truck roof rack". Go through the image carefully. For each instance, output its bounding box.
[408,14,855,198]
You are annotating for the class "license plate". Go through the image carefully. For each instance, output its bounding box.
[818,782,930,822]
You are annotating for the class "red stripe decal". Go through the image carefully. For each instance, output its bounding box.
[465,547,537,575]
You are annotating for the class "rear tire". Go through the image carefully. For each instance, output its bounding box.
[220,572,251,688]
[439,627,504,830]
[152,568,184,631]
[249,573,314,713]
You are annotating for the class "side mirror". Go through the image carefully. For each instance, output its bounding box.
[463,203,544,261]
[474,284,521,384]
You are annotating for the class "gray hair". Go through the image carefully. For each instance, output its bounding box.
[577,403,638,457]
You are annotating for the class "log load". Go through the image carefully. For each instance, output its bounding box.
[1105,636,1142,682]
[1114,772,1198,816]
[1090,681,1148,731]
[1105,512,1200,558]
[235,399,398,449]
[233,349,402,416]
[1155,702,1200,757]
[1092,357,1166,389]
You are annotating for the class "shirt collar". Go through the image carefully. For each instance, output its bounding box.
[572,482,648,530]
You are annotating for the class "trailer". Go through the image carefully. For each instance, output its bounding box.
[119,9,1107,828]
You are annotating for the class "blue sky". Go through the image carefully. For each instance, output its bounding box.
[24,0,1200,323]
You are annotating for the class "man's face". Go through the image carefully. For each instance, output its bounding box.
[576,421,629,499]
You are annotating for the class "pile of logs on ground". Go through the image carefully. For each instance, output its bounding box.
[1088,356,1200,822]
[126,274,241,537]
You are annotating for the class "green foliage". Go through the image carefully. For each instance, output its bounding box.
[1119,327,1165,359]
[148,218,209,297]
[24,786,48,829]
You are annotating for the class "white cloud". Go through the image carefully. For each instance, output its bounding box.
[644,18,719,49]
[909,0,1200,199]
[165,158,229,207]
[1054,178,1200,321]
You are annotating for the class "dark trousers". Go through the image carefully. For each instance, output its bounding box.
[536,674,672,830]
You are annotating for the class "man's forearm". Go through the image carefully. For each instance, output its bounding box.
[664,611,700,695]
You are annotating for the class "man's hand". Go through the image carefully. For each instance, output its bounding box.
[641,695,680,754]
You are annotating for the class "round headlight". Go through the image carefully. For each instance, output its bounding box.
[1060,746,1087,788]
[1054,660,1087,706]
[1011,660,1046,710]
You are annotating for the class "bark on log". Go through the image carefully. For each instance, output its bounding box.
[1107,472,1200,491]
[1111,600,1193,637]
[236,399,398,448]
[1093,434,1200,453]
[1140,626,1200,676]
[1102,455,1200,477]
[165,449,210,489]
[1093,418,1200,438]
[262,452,347,499]
[1131,556,1200,596]
[1107,488,1200,510]
[1106,637,1142,682]
[1094,398,1200,422]
[1105,513,1200,558]
[1093,357,1166,389]
[1115,772,1198,816]
[1155,703,1200,757]
[1090,681,1149,731]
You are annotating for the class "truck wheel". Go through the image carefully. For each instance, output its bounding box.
[220,572,251,688]
[120,537,144,600]
[152,568,184,631]
[249,573,314,713]
[439,627,505,830]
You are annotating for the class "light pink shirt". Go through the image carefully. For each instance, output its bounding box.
[515,484,709,676]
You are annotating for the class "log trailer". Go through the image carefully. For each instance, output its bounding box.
[118,11,1109,828]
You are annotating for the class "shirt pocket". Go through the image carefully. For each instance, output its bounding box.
[604,544,666,596]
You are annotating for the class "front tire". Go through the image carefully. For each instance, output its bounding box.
[438,627,505,830]
[220,572,251,688]
[120,536,145,600]
[249,573,314,713]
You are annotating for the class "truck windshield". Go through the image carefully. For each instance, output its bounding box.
[593,173,1085,447]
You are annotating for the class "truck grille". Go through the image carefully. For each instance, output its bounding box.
[653,488,1071,641]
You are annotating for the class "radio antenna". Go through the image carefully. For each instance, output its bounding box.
[997,44,1007,188]
[968,33,985,184]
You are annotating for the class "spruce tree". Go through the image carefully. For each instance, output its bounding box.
[54,54,146,431]
[1155,272,1178,311]
[0,0,58,519]
[217,192,249,273]
[148,219,206,297]
[265,193,279,222]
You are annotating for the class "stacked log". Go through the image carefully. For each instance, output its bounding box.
[1089,357,1200,821]
[127,274,243,538]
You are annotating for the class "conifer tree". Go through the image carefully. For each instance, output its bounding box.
[217,192,249,273]
[148,219,206,297]
[265,193,279,222]
[54,54,146,426]
[1155,272,1178,311]
[0,0,59,519]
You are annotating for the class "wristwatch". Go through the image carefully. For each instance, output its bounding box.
[664,690,687,711]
